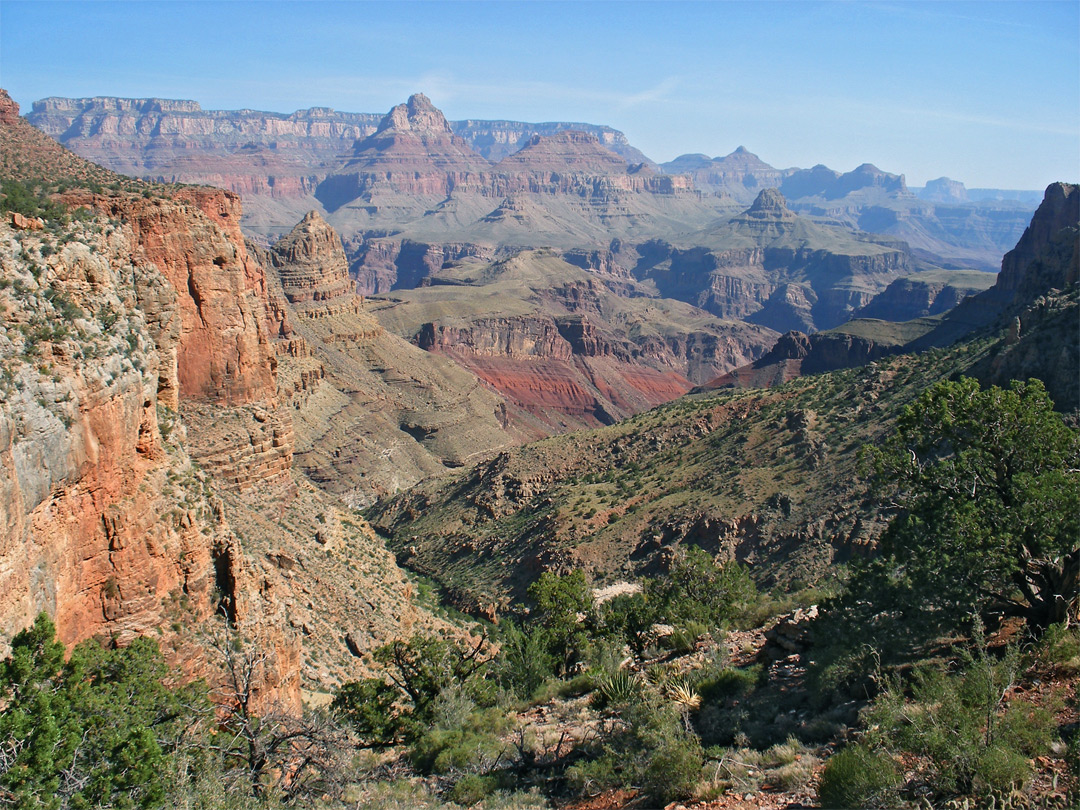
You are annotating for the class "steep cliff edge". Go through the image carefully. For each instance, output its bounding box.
[0,90,446,702]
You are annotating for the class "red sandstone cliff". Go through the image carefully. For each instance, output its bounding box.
[0,92,304,705]
[62,186,278,406]
[0,90,479,707]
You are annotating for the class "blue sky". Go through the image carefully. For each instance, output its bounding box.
[1,0,1076,189]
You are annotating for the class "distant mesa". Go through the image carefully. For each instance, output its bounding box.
[918,177,969,202]
[32,95,205,115]
[494,130,630,174]
[780,162,907,200]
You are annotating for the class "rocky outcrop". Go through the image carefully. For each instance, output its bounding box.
[962,183,1079,411]
[252,212,524,506]
[262,210,361,319]
[416,315,691,430]
[854,271,996,321]
[994,182,1079,304]
[702,330,818,390]
[318,101,687,212]
[0,89,20,125]
[419,316,574,361]
[182,402,296,495]
[971,290,1079,412]
[61,186,278,407]
[0,103,309,708]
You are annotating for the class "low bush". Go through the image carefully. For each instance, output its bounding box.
[409,707,510,775]
[567,693,703,805]
[696,664,762,702]
[828,626,1058,806]
[818,743,900,809]
[1029,621,1080,674]
[448,773,500,805]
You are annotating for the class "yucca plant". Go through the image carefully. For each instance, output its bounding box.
[666,677,702,711]
[595,669,640,708]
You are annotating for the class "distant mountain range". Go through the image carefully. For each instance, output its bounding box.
[29,94,1037,272]
[21,92,1056,435]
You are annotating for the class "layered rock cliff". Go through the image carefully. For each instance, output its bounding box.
[852,270,995,321]
[28,94,651,190]
[371,249,777,432]
[28,96,379,197]
[627,190,912,333]
[66,186,279,406]
[0,213,225,652]
[31,92,1037,279]
[0,93,447,702]
[250,210,524,506]
[316,97,688,211]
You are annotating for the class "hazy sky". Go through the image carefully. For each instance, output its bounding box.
[1,0,1077,189]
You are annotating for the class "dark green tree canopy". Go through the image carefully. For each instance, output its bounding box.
[818,377,1080,682]
[868,377,1079,630]
[0,613,210,810]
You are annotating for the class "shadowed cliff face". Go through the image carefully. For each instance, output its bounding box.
[994,182,1079,303]
[703,183,1079,411]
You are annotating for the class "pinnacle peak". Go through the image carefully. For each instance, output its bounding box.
[377,93,451,135]
[0,88,19,124]
[406,93,435,110]
[749,187,789,213]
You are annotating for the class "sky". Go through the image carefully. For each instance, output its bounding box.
[0,0,1077,190]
